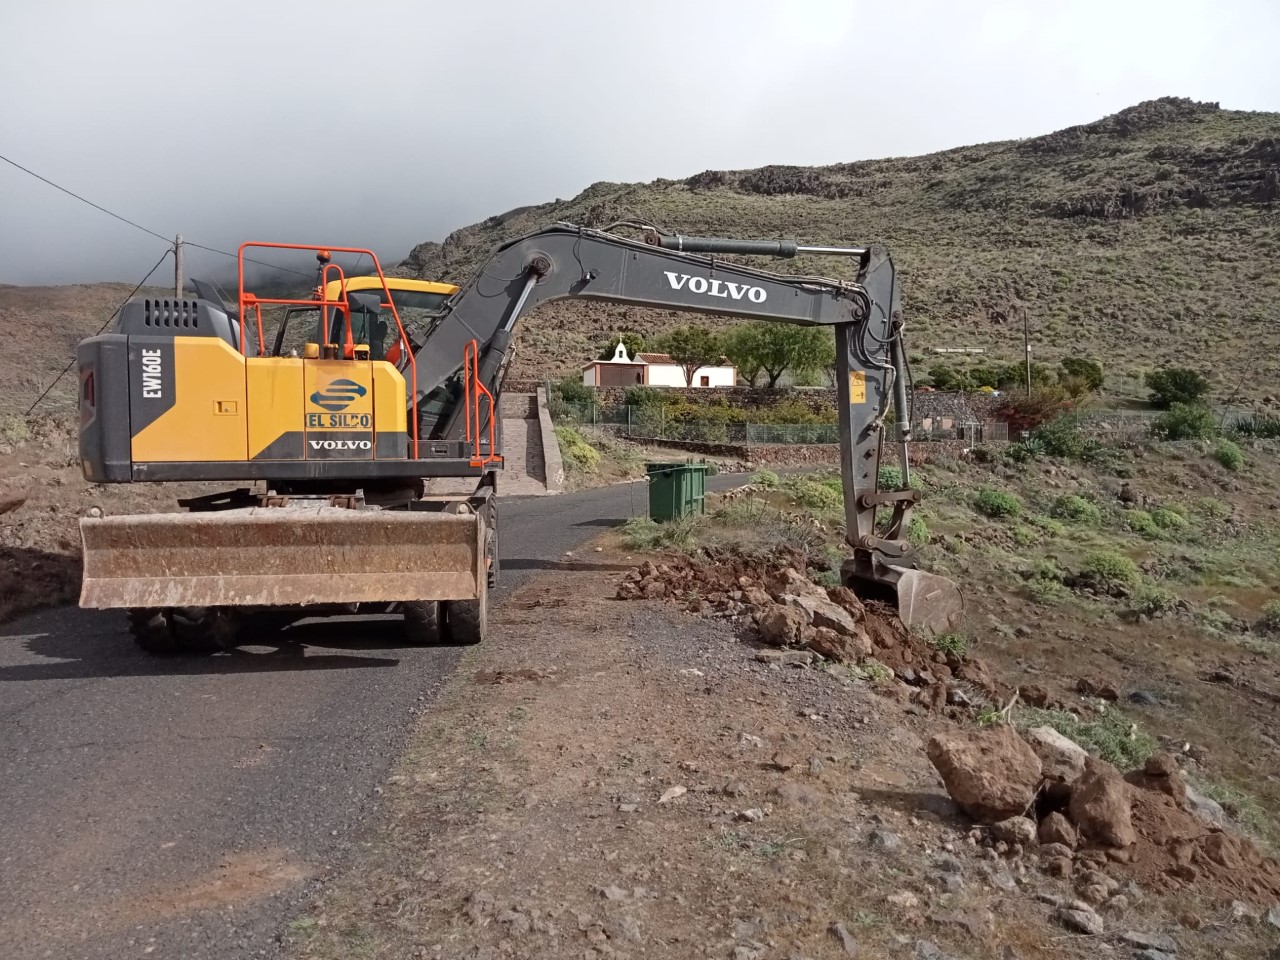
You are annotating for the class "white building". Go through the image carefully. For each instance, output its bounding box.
[581,341,737,388]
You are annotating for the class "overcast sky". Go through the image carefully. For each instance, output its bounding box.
[2,0,1276,285]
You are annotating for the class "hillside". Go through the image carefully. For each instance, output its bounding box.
[400,97,1280,402]
[0,283,168,417]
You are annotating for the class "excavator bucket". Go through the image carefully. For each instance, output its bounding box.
[890,567,965,637]
[845,557,964,637]
[80,507,485,610]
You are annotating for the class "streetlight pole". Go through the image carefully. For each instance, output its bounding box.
[1022,304,1031,398]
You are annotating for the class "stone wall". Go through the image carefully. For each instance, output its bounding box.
[621,436,980,466]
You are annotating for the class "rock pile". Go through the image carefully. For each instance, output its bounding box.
[927,727,1280,905]
[616,553,1000,708]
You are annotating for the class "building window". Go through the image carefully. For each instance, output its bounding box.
[699,375,710,387]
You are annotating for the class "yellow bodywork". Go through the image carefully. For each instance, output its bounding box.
[130,338,408,463]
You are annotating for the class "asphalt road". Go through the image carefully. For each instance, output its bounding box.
[0,475,741,960]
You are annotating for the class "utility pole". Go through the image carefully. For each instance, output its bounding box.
[1022,303,1032,397]
[174,234,184,298]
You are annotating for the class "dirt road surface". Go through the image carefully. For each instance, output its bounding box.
[0,476,729,960]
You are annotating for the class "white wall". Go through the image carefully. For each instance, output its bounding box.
[582,367,595,386]
[645,363,736,387]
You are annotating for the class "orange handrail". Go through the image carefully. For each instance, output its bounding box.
[463,339,500,468]
[236,241,419,459]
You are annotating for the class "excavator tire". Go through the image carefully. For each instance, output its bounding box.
[170,607,238,654]
[401,600,442,645]
[443,593,486,646]
[126,608,181,655]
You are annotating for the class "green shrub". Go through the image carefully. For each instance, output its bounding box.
[1130,583,1179,617]
[1028,515,1067,537]
[1231,414,1280,439]
[1020,707,1156,769]
[624,385,664,407]
[1151,508,1188,532]
[1214,439,1244,471]
[878,465,904,488]
[1051,494,1103,526]
[1124,510,1160,538]
[1145,367,1210,408]
[1027,577,1072,605]
[713,499,769,526]
[554,377,594,406]
[906,515,929,546]
[1004,438,1045,464]
[751,469,780,489]
[929,633,968,656]
[974,488,1021,518]
[786,478,843,513]
[1151,403,1216,441]
[1261,600,1280,635]
[1031,415,1087,459]
[1079,551,1140,590]
[856,659,893,682]
[555,426,601,473]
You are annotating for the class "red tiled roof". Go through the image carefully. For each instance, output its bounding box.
[635,352,732,366]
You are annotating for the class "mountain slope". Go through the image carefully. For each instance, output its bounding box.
[400,98,1280,401]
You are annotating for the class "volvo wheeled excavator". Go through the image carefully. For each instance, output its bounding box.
[76,223,962,654]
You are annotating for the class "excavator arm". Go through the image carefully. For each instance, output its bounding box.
[412,224,960,633]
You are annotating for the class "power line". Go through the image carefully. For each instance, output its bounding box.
[25,250,172,416]
[1,152,317,280]
[0,152,172,245]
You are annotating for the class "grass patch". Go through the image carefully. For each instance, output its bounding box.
[620,516,701,552]
[555,425,601,473]
[1260,600,1280,635]
[1020,706,1156,770]
[929,633,968,657]
[1028,514,1067,537]
[974,488,1021,518]
[906,515,929,546]
[1190,778,1274,846]
[1194,497,1233,520]
[1151,507,1189,532]
[855,659,893,682]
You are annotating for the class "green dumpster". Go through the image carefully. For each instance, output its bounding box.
[646,461,709,522]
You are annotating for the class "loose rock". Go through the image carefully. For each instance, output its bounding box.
[1120,931,1178,953]
[784,593,861,636]
[990,816,1037,847]
[829,921,860,956]
[1053,906,1104,936]
[1038,812,1078,848]
[926,725,1043,822]
[868,828,903,853]
[1181,784,1227,829]
[1069,757,1136,849]
[807,625,873,662]
[1024,725,1088,784]
[758,606,809,647]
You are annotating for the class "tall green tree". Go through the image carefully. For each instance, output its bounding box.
[722,321,833,388]
[655,325,723,386]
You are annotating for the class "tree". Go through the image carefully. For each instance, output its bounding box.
[655,325,723,386]
[722,321,833,388]
[1145,367,1210,408]
[1059,358,1105,398]
[598,331,644,361]
[927,364,971,392]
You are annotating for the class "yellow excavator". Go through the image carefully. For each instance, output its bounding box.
[76,224,962,654]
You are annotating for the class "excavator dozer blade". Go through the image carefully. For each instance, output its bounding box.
[80,507,484,610]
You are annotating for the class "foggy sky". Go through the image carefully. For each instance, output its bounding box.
[2,0,1276,286]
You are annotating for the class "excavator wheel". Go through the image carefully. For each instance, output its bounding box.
[442,593,486,647]
[170,607,238,654]
[126,608,181,656]
[401,600,442,645]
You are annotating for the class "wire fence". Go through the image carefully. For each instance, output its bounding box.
[552,401,1008,446]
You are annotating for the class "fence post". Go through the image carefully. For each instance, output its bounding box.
[660,405,666,438]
